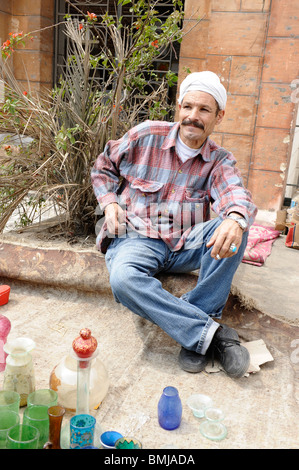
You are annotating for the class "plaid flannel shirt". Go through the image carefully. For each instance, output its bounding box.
[91,120,257,253]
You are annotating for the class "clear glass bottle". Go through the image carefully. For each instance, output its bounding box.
[56,329,106,449]
[50,328,109,412]
[3,338,36,406]
[49,353,109,412]
[72,328,98,414]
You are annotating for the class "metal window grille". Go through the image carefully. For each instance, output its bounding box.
[53,0,183,115]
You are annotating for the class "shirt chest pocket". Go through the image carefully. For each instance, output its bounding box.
[120,176,164,207]
[185,188,208,202]
[184,188,210,221]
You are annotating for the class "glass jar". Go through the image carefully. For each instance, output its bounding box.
[158,386,182,430]
[3,338,36,406]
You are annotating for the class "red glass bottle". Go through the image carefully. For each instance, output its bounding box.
[0,314,11,372]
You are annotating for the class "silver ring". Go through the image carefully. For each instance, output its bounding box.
[229,243,237,253]
[216,254,221,260]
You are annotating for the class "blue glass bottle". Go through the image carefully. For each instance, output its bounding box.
[158,386,182,430]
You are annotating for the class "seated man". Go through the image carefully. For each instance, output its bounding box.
[91,71,257,378]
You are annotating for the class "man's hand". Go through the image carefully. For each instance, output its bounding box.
[104,203,126,236]
[206,218,244,260]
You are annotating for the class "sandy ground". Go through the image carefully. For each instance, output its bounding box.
[1,271,298,449]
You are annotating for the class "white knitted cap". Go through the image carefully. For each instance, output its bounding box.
[178,71,227,110]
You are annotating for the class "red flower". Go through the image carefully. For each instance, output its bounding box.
[23,91,28,96]
[87,11,97,21]
[1,31,25,58]
[9,32,23,37]
[79,23,83,30]
[151,40,159,48]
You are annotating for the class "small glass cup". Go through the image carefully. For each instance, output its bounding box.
[0,390,20,413]
[0,410,20,449]
[23,405,49,449]
[70,414,96,449]
[27,389,58,408]
[186,394,213,418]
[6,424,40,449]
[100,431,123,449]
[115,437,142,449]
[199,407,227,441]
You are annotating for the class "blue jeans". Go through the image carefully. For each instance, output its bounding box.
[105,218,248,355]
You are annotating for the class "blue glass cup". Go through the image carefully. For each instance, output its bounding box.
[70,414,96,449]
[158,386,182,430]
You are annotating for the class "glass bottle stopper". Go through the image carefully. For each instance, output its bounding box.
[72,328,97,369]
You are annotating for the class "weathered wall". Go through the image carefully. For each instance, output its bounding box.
[178,0,299,211]
[0,0,55,93]
[1,0,298,211]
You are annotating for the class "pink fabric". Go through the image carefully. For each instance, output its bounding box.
[242,224,280,266]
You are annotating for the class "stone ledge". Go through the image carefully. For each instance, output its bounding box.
[0,240,200,298]
[0,234,260,313]
[0,240,110,294]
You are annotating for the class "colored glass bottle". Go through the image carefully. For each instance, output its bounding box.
[43,405,66,449]
[3,337,36,406]
[0,314,11,372]
[158,386,182,430]
[72,328,98,414]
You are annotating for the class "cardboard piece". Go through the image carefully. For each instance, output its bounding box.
[243,339,274,374]
[205,339,274,377]
[275,209,287,232]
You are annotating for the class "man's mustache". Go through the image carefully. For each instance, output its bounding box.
[181,119,204,130]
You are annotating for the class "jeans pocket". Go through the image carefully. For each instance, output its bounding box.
[105,238,122,271]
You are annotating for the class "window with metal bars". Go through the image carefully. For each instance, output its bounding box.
[53,0,183,118]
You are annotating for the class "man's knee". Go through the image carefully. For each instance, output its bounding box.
[109,263,135,299]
